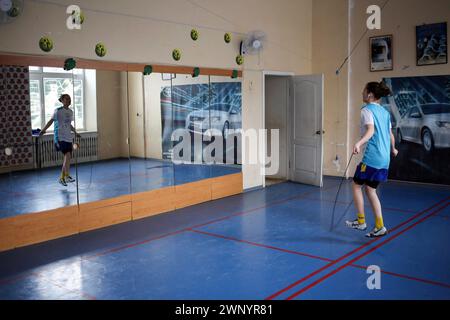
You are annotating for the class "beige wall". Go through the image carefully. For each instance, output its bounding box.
[313,0,450,177]
[119,72,130,157]
[0,0,312,72]
[312,0,350,177]
[242,70,264,188]
[143,73,165,160]
[0,0,313,190]
[348,0,450,173]
[96,70,128,160]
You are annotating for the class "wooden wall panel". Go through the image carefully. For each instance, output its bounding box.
[79,195,131,232]
[14,205,79,248]
[175,179,212,209]
[132,186,176,220]
[211,173,243,200]
[0,54,242,77]
[0,173,244,252]
[0,217,16,251]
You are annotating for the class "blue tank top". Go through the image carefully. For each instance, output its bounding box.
[362,103,391,169]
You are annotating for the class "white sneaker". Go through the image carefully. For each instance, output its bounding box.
[345,219,367,231]
[66,175,76,183]
[59,177,67,187]
[365,226,388,238]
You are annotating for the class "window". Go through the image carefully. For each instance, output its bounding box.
[409,107,421,119]
[29,67,85,130]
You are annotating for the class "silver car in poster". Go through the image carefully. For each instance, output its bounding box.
[397,103,450,152]
[186,103,242,138]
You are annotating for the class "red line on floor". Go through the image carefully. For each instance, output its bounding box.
[190,228,450,291]
[1,186,332,287]
[0,270,97,300]
[189,229,333,262]
[265,196,450,300]
[349,264,450,289]
[85,229,187,259]
[84,184,338,260]
[189,185,338,230]
[286,201,450,300]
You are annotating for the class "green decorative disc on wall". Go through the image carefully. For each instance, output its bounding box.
[172,49,181,61]
[143,65,153,75]
[236,55,244,65]
[191,29,199,41]
[39,36,53,53]
[64,58,77,71]
[95,43,107,57]
[192,67,200,77]
[224,33,231,43]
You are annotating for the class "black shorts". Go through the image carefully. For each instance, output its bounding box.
[55,141,73,154]
[353,177,380,189]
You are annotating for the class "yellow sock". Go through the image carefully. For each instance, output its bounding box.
[64,172,70,178]
[357,213,365,225]
[60,172,65,180]
[375,216,384,229]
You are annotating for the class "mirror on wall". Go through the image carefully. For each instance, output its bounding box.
[75,69,131,205]
[208,75,242,178]
[171,73,212,186]
[0,65,79,218]
[0,60,242,230]
[129,71,174,195]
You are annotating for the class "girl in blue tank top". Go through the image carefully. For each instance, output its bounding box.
[346,81,399,238]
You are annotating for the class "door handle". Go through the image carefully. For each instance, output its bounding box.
[316,130,325,135]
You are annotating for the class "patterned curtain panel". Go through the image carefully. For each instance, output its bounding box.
[0,66,33,168]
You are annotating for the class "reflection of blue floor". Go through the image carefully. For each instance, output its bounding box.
[0,177,449,299]
[0,158,240,218]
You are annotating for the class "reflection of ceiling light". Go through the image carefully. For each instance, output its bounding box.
[0,0,12,12]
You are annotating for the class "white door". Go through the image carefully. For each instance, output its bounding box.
[289,75,324,187]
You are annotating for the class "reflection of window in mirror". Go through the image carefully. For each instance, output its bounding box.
[162,73,175,81]
[29,66,97,132]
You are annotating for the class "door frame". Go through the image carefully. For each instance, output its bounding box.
[262,70,294,188]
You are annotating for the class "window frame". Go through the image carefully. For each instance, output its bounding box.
[29,66,86,131]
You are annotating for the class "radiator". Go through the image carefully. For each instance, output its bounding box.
[33,132,98,168]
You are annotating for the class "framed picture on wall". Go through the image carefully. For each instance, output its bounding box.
[370,35,393,72]
[416,22,448,66]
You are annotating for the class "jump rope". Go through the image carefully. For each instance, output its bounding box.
[329,153,354,232]
[329,0,391,232]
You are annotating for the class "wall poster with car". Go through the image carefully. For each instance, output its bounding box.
[160,80,242,164]
[382,75,450,185]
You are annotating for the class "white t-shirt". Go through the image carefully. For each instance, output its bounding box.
[53,107,74,143]
[360,107,374,136]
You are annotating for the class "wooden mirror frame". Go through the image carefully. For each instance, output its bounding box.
[0,52,242,77]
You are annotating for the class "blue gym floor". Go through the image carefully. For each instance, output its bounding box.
[0,158,241,218]
[0,177,449,300]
